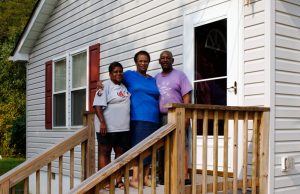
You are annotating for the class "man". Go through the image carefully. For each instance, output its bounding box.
[155,50,193,185]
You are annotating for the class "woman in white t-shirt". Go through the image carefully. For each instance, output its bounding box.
[93,62,130,190]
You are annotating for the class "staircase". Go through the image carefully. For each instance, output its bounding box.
[0,104,270,194]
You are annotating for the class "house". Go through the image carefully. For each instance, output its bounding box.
[7,0,300,193]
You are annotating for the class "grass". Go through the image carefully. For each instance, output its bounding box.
[0,157,25,176]
[0,157,25,193]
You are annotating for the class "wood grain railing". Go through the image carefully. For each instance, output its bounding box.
[0,104,269,194]
[0,113,96,194]
[166,104,270,194]
[69,104,270,194]
[69,123,176,194]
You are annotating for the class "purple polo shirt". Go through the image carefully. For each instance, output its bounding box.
[155,69,193,113]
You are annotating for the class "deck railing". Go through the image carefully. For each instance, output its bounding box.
[166,104,270,194]
[69,104,270,194]
[0,113,96,194]
[0,104,269,194]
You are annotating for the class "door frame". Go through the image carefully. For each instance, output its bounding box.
[183,0,244,174]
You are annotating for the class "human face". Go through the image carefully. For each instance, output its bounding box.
[109,66,123,84]
[159,51,174,73]
[136,54,149,75]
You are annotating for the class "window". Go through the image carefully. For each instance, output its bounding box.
[52,52,87,127]
[45,44,100,129]
[53,59,66,126]
[71,51,87,126]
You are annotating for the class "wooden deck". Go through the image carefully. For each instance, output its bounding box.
[99,184,164,194]
[98,174,250,194]
[0,105,269,194]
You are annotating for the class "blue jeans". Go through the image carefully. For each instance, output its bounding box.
[130,120,160,165]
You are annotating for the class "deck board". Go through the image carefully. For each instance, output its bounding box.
[97,174,253,194]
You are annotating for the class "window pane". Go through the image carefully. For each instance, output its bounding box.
[194,79,226,105]
[72,52,87,89]
[54,93,66,126]
[54,59,66,92]
[71,89,86,125]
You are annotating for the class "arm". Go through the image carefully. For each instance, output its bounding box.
[94,106,107,136]
[182,92,191,104]
[183,91,191,129]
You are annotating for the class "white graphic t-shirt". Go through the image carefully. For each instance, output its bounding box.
[93,80,130,133]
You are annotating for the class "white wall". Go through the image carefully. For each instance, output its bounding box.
[26,0,208,178]
[243,0,266,106]
[26,0,300,193]
[274,0,300,193]
[29,171,81,194]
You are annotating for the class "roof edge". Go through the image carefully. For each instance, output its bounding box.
[10,0,42,61]
[10,0,58,62]
[9,52,29,62]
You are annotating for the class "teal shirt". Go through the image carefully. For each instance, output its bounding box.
[123,70,160,123]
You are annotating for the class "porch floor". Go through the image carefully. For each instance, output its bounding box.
[99,174,251,194]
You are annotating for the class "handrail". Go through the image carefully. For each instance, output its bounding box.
[0,126,88,187]
[0,112,95,194]
[165,103,270,112]
[69,104,270,194]
[0,104,270,194]
[69,123,176,193]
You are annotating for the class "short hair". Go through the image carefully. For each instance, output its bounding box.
[160,50,173,58]
[134,50,151,63]
[108,61,123,73]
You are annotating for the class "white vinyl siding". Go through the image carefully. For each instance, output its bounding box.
[25,1,300,192]
[243,0,266,106]
[242,0,269,186]
[26,0,208,178]
[274,0,300,193]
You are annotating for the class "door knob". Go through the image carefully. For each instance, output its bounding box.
[227,81,237,95]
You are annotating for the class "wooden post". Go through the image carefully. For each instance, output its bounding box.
[151,144,157,194]
[213,111,219,194]
[242,112,249,194]
[36,170,40,194]
[223,111,229,194]
[24,177,29,194]
[47,162,51,194]
[252,112,258,194]
[70,148,74,189]
[191,110,197,194]
[59,156,63,194]
[81,142,87,181]
[164,135,170,194]
[202,110,208,194]
[168,107,185,194]
[124,164,130,194]
[233,111,239,194]
[259,112,269,194]
[83,112,96,178]
[0,180,10,194]
[83,112,96,194]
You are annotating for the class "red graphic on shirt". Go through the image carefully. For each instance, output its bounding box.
[117,91,128,97]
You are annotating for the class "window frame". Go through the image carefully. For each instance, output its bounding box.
[52,47,89,129]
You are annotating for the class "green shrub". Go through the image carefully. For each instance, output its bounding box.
[11,115,26,157]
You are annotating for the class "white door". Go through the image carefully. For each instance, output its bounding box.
[183,0,242,172]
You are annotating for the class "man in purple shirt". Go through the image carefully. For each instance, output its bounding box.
[155,50,193,185]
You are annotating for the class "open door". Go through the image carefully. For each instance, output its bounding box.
[183,0,241,172]
[194,19,233,172]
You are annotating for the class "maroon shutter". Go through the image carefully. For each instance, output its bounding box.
[89,43,100,111]
[45,60,53,129]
